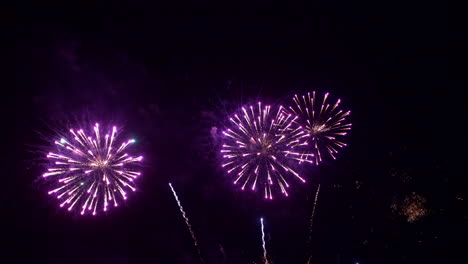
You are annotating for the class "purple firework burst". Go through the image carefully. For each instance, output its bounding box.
[220,102,314,199]
[285,92,351,164]
[43,123,143,215]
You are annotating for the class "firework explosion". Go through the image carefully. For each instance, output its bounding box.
[220,102,314,199]
[43,123,143,215]
[401,193,428,223]
[285,92,351,164]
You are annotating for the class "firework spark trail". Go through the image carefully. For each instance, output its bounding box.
[285,92,351,165]
[43,123,142,215]
[168,183,204,264]
[221,102,314,199]
[308,184,321,244]
[260,217,269,264]
[306,184,321,263]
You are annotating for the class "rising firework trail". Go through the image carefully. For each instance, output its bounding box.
[306,184,321,264]
[43,123,142,215]
[221,102,314,199]
[168,183,204,264]
[260,217,269,264]
[307,184,321,252]
[285,92,351,164]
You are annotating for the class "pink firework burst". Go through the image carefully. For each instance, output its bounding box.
[285,92,351,165]
[220,102,314,199]
[43,123,143,215]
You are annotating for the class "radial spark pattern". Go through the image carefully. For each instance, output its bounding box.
[286,92,351,164]
[43,123,143,215]
[221,102,314,199]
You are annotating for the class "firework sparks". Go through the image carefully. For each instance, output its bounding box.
[43,123,142,215]
[308,184,321,242]
[391,193,429,223]
[306,184,321,262]
[260,217,269,264]
[401,193,428,222]
[221,102,314,199]
[285,92,351,164]
[168,183,204,264]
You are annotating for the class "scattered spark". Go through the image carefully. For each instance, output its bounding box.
[391,193,428,222]
[43,123,142,215]
[401,193,428,222]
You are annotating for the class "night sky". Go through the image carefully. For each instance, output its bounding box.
[10,1,465,264]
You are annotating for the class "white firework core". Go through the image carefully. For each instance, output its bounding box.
[43,123,143,215]
[221,102,314,199]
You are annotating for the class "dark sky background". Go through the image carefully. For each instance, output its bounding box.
[10,1,465,264]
